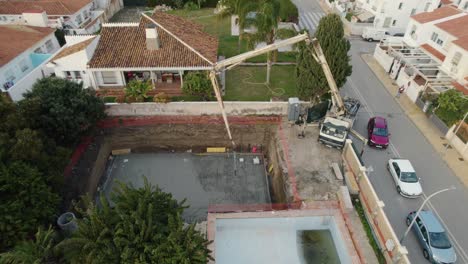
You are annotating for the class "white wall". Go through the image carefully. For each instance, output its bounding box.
[0,15,23,25]
[1,33,59,92]
[105,102,289,116]
[23,12,48,27]
[441,44,468,83]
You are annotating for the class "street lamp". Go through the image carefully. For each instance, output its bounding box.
[400,186,456,244]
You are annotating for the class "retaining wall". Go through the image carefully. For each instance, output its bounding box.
[105,102,289,116]
[342,140,410,264]
[446,124,468,161]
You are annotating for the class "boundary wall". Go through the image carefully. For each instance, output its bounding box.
[342,139,410,264]
[105,102,289,116]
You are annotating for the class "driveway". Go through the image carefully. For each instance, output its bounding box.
[109,7,148,22]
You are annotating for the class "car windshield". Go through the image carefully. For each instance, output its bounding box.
[429,232,452,249]
[321,122,347,139]
[400,172,418,183]
[373,127,388,137]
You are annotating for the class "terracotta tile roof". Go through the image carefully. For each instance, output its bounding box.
[452,35,468,51]
[51,36,95,61]
[435,15,468,38]
[0,0,92,15]
[420,43,446,61]
[89,14,218,69]
[411,6,461,24]
[451,81,468,95]
[0,25,55,66]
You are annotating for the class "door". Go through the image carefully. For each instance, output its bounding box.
[367,118,374,138]
[391,162,400,184]
[415,218,430,251]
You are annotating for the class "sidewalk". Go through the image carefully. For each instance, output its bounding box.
[362,54,468,187]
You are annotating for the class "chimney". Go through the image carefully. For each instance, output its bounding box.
[145,23,160,50]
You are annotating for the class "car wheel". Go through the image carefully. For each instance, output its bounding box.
[397,186,402,194]
[368,38,374,42]
[406,217,411,226]
[423,249,430,260]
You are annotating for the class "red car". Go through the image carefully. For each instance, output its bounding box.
[367,116,389,149]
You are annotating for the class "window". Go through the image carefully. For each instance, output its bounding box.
[398,2,403,9]
[65,71,72,79]
[464,2,468,10]
[436,38,444,46]
[431,32,438,42]
[452,52,462,66]
[392,162,401,176]
[34,47,43,54]
[75,14,82,25]
[392,20,397,26]
[101,72,117,84]
[19,59,29,72]
[410,25,417,37]
[424,2,431,11]
[411,8,416,15]
[421,226,428,242]
[45,40,54,53]
[3,69,16,90]
[83,10,89,20]
[74,71,82,79]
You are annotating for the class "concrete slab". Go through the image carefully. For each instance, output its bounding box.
[102,152,270,222]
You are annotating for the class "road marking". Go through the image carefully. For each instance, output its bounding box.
[346,76,468,262]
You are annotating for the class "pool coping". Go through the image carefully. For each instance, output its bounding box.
[207,201,361,264]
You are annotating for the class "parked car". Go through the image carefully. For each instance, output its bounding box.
[406,210,457,263]
[387,158,423,197]
[367,116,389,148]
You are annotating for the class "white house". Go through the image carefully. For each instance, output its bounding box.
[374,6,468,103]
[47,12,219,98]
[0,25,60,101]
[0,0,108,35]
[350,0,441,35]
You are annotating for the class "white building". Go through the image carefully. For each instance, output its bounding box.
[350,0,441,35]
[0,0,112,35]
[0,25,60,101]
[374,6,468,103]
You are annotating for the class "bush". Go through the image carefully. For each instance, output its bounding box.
[434,89,468,126]
[345,12,353,22]
[279,0,298,23]
[182,71,214,101]
[125,80,152,102]
[154,92,171,103]
[184,1,199,10]
[103,96,116,103]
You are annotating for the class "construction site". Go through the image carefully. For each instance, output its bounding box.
[63,35,413,263]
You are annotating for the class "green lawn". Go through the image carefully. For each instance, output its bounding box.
[224,66,297,101]
[168,8,297,62]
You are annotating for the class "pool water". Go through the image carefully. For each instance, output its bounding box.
[299,230,340,264]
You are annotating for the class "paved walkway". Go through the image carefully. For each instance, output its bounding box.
[362,54,468,187]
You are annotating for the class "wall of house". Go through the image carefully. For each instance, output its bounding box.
[63,3,95,31]
[51,36,99,88]
[1,33,59,92]
[7,62,56,101]
[441,44,468,83]
[0,15,23,25]
[93,71,125,87]
[370,0,440,34]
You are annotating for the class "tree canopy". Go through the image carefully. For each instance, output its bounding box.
[20,77,105,146]
[296,14,352,101]
[435,89,468,126]
[57,179,212,264]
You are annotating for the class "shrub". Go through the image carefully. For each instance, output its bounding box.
[154,92,171,103]
[182,71,214,101]
[124,80,152,102]
[434,89,468,126]
[184,1,199,10]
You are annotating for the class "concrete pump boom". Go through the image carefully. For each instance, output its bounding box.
[209,32,346,147]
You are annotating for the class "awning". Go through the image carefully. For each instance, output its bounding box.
[356,11,375,22]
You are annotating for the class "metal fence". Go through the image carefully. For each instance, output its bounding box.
[429,113,450,135]
[415,97,425,111]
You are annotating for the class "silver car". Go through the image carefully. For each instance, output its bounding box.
[406,210,457,263]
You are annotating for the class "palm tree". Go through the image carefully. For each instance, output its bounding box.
[218,0,252,53]
[243,0,281,84]
[0,226,56,264]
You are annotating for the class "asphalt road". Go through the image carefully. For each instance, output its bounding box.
[292,1,468,262]
[343,40,468,264]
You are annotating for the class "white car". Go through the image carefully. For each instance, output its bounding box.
[387,159,423,198]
